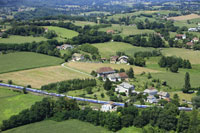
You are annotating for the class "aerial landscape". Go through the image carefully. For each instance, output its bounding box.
[0,0,200,132]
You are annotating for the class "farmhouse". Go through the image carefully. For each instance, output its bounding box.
[72,53,84,61]
[101,103,116,112]
[96,67,115,78]
[158,91,170,99]
[118,56,129,64]
[192,37,199,43]
[115,82,135,96]
[144,87,158,96]
[146,95,158,103]
[110,56,119,64]
[107,72,128,82]
[175,34,186,40]
[186,42,194,48]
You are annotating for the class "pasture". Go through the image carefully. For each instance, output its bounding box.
[99,24,154,37]
[44,26,79,41]
[93,41,155,58]
[0,87,42,125]
[0,35,47,44]
[162,48,200,64]
[0,65,91,88]
[66,62,159,75]
[168,14,200,21]
[3,119,111,133]
[0,52,64,74]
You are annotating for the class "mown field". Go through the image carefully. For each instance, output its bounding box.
[99,24,154,37]
[93,42,155,58]
[0,35,47,44]
[0,87,42,125]
[66,62,159,75]
[168,14,200,21]
[44,26,79,41]
[3,119,112,133]
[0,65,91,88]
[0,52,64,74]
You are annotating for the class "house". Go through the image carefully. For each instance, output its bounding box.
[96,67,115,78]
[72,53,84,61]
[101,103,116,112]
[106,30,115,34]
[157,91,170,99]
[44,28,48,32]
[107,72,128,82]
[188,28,198,32]
[146,95,158,103]
[115,82,135,96]
[118,56,129,64]
[144,87,158,96]
[57,44,74,50]
[110,56,119,64]
[186,42,194,47]
[175,34,186,40]
[192,37,199,43]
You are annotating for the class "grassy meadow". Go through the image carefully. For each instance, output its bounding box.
[168,14,200,21]
[93,41,155,58]
[0,35,47,44]
[0,65,91,88]
[3,119,111,133]
[0,52,64,74]
[44,26,79,41]
[0,87,42,125]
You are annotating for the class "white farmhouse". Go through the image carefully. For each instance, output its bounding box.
[115,82,135,96]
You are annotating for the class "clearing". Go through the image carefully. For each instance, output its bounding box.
[3,119,111,133]
[66,62,159,75]
[0,35,47,44]
[168,14,200,21]
[0,65,91,88]
[0,87,42,125]
[93,41,155,58]
[0,52,64,74]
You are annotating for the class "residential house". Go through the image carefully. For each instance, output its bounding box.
[186,42,194,48]
[72,53,84,61]
[146,95,158,103]
[144,87,158,96]
[110,56,119,64]
[101,103,116,112]
[175,34,186,40]
[96,67,115,78]
[192,37,199,43]
[115,82,135,96]
[107,72,128,82]
[157,91,170,99]
[118,56,129,64]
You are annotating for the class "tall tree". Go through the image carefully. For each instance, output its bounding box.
[177,111,190,133]
[127,67,134,78]
[103,78,112,90]
[182,72,191,93]
[188,109,200,133]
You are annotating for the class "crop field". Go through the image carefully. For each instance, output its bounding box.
[99,24,154,37]
[93,42,155,58]
[66,62,159,75]
[0,35,47,44]
[3,119,111,133]
[0,65,90,88]
[168,14,200,21]
[44,26,79,41]
[162,48,200,64]
[0,87,42,125]
[0,52,64,74]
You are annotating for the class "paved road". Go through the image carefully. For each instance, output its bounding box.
[61,63,92,77]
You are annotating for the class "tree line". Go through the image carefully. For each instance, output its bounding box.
[41,79,96,93]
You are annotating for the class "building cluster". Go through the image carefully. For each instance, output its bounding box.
[175,34,199,48]
[110,55,129,64]
[72,53,84,61]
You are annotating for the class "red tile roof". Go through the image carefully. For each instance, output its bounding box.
[186,42,194,46]
[118,72,128,78]
[96,67,114,73]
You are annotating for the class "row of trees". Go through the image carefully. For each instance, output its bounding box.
[41,79,96,93]
[134,50,162,58]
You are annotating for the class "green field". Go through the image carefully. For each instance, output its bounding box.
[0,87,43,125]
[3,119,111,133]
[44,26,79,41]
[119,126,142,133]
[99,24,154,37]
[0,52,64,74]
[93,41,155,58]
[0,35,47,44]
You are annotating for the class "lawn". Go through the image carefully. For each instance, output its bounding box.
[93,42,155,58]
[44,26,79,41]
[0,87,42,125]
[0,65,91,88]
[169,91,196,104]
[99,24,154,37]
[0,35,47,44]
[0,52,64,74]
[3,119,111,133]
[66,62,159,75]
[162,48,200,64]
